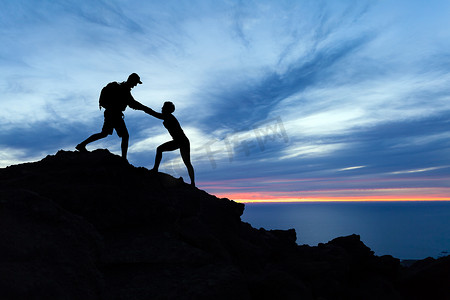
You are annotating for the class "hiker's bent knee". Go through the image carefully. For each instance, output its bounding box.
[98,132,109,138]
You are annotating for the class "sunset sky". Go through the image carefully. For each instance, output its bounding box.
[1,1,450,202]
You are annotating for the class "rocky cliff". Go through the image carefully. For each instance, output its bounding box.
[1,150,449,299]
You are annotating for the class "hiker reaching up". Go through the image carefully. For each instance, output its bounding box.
[146,101,195,187]
[76,73,150,160]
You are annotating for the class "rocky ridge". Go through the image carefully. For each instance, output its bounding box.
[0,149,449,299]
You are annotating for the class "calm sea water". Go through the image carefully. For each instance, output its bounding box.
[241,201,450,260]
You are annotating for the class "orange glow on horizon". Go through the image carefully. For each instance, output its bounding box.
[214,193,450,203]
[232,197,450,203]
[199,179,450,203]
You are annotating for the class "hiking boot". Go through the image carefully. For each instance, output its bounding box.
[75,143,87,152]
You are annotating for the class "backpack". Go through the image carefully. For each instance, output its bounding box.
[99,81,121,110]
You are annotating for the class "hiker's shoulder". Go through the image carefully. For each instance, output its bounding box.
[165,113,179,123]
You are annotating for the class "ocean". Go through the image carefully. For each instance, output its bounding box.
[241,201,450,260]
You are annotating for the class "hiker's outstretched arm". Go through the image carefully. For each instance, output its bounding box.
[128,99,164,119]
[145,107,164,119]
[128,99,149,111]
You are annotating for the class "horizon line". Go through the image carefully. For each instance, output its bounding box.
[228,197,450,204]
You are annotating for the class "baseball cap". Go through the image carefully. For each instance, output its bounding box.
[128,73,142,84]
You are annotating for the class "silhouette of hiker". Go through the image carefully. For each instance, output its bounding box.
[146,101,195,186]
[76,73,150,160]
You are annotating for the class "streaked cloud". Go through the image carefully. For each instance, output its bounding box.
[390,166,450,175]
[339,166,366,172]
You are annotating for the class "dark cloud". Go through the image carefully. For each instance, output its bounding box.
[198,31,375,133]
[0,119,102,159]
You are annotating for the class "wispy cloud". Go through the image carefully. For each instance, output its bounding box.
[390,166,450,175]
[339,166,366,172]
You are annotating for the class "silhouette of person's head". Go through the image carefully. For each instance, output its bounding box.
[126,73,142,88]
[162,101,175,115]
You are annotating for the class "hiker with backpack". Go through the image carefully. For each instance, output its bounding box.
[76,73,150,160]
[145,101,195,187]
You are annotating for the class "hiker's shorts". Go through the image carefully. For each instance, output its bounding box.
[101,110,128,138]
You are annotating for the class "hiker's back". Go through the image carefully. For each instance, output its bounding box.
[99,82,128,111]
[163,114,186,141]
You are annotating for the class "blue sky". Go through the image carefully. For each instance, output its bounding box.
[1,0,450,201]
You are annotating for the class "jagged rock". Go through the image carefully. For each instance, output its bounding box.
[0,149,448,299]
[399,256,450,300]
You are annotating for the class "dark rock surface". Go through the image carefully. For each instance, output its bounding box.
[0,149,448,299]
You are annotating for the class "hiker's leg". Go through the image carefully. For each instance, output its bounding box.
[115,117,129,159]
[153,141,178,171]
[121,131,129,159]
[77,132,108,150]
[77,111,113,151]
[180,144,195,186]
